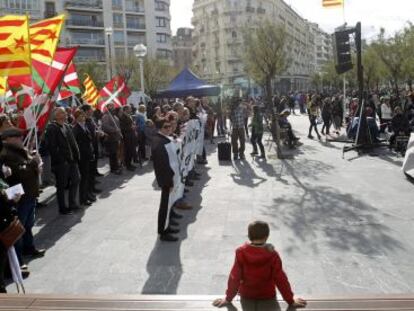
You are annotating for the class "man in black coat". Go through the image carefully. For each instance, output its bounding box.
[72,109,96,206]
[0,128,45,266]
[80,104,103,181]
[44,107,81,215]
[151,118,180,242]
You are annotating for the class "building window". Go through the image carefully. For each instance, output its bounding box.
[126,15,145,29]
[125,0,144,12]
[113,13,123,28]
[156,16,168,28]
[157,48,172,59]
[112,0,122,10]
[127,33,146,45]
[156,33,168,43]
[231,31,237,38]
[113,31,124,45]
[155,0,167,11]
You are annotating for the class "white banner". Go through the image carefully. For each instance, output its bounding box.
[164,119,205,212]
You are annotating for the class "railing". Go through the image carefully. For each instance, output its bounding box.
[126,22,146,29]
[65,0,103,9]
[75,55,106,62]
[66,19,104,27]
[125,4,145,13]
[67,37,105,45]
[2,294,414,310]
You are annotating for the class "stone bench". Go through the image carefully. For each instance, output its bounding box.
[1,294,414,310]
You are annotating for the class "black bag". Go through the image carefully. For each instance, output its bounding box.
[218,141,231,161]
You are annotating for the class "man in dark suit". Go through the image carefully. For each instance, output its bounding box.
[72,109,96,206]
[152,118,180,242]
[44,107,80,215]
[80,104,103,182]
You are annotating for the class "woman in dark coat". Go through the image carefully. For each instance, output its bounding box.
[321,98,333,136]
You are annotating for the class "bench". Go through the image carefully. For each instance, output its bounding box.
[1,294,414,310]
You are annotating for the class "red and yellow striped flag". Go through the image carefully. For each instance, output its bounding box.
[83,74,100,106]
[0,15,31,77]
[30,14,65,65]
[322,0,344,7]
[0,76,7,96]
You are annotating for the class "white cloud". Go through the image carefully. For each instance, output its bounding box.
[171,0,414,38]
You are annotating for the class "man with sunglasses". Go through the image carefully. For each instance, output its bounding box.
[151,118,180,242]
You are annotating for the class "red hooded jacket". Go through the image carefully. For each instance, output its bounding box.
[225,243,294,304]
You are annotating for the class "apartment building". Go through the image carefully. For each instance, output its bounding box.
[192,0,332,93]
[309,22,333,73]
[172,27,193,70]
[0,0,173,78]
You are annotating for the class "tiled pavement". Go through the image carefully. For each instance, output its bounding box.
[8,114,414,296]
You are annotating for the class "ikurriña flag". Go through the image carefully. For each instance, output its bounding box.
[0,15,32,77]
[96,75,130,111]
[322,0,344,7]
[58,62,81,101]
[31,47,78,95]
[82,74,100,107]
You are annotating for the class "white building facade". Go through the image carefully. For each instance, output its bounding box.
[0,0,173,78]
[192,0,332,94]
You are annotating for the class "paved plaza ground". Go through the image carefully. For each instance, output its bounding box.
[7,114,414,296]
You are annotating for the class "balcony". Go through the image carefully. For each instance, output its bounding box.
[66,19,104,28]
[66,37,105,46]
[126,22,145,30]
[125,5,145,13]
[65,0,103,10]
[75,55,106,62]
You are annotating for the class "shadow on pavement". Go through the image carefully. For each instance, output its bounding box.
[141,165,211,294]
[230,160,267,188]
[31,161,153,261]
[262,160,404,256]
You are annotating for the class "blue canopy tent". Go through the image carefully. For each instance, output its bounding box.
[157,68,220,98]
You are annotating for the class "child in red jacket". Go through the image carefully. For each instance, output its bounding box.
[213,221,307,308]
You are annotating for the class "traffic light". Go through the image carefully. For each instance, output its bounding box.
[334,29,353,74]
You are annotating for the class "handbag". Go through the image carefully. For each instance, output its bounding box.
[0,217,25,249]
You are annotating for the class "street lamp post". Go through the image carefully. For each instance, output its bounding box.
[105,27,113,80]
[133,43,147,93]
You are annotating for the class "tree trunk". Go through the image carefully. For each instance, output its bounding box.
[265,77,282,159]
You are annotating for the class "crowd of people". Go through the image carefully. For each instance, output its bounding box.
[1,86,413,299]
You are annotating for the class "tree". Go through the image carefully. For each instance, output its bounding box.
[372,28,406,95]
[114,56,178,97]
[242,21,289,105]
[242,20,290,158]
[362,45,386,92]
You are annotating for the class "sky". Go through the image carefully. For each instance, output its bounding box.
[170,0,414,39]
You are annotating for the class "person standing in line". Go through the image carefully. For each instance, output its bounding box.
[230,99,246,160]
[101,103,123,175]
[45,108,81,215]
[72,109,96,206]
[119,105,137,171]
[151,118,179,242]
[250,105,265,159]
[135,104,148,161]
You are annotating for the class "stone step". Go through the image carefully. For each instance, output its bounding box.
[1,294,414,310]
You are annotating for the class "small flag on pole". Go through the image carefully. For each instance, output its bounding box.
[82,74,100,106]
[322,0,343,7]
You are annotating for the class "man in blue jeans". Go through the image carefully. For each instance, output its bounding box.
[0,128,45,272]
